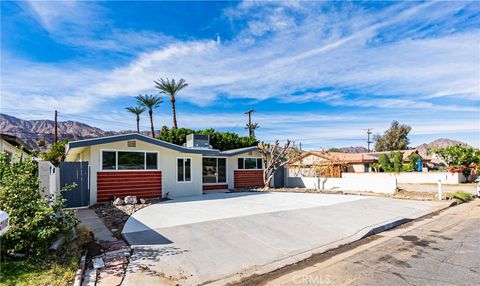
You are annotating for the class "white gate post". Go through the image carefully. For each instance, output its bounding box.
[437,179,442,200]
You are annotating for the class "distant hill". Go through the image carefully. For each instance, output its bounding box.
[415,138,469,156]
[329,146,369,153]
[1,113,472,153]
[328,139,470,154]
[0,113,141,150]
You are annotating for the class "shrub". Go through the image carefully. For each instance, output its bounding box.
[392,151,403,173]
[378,154,393,172]
[0,152,78,256]
[408,153,421,171]
[157,127,258,151]
[452,191,473,203]
[39,140,69,166]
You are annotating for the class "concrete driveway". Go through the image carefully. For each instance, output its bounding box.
[122,192,447,286]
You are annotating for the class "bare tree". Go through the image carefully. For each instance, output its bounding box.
[257,140,302,190]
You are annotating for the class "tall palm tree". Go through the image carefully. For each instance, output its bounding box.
[245,122,260,138]
[154,78,188,129]
[125,106,146,133]
[136,94,163,138]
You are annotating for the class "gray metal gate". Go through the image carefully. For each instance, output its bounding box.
[274,166,285,188]
[60,162,90,208]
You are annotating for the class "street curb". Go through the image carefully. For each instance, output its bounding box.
[206,201,454,286]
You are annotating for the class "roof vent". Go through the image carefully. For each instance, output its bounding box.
[186,134,211,149]
[127,140,136,147]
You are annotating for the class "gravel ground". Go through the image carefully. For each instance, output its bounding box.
[93,198,165,239]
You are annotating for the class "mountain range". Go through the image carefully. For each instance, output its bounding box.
[0,113,470,152]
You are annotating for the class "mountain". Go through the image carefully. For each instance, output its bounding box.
[331,146,369,153]
[0,113,122,150]
[415,138,469,156]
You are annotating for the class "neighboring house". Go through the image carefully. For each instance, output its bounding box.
[65,133,264,205]
[289,149,431,177]
[0,133,32,163]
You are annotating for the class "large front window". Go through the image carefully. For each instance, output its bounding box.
[238,158,262,169]
[102,151,158,170]
[203,157,226,184]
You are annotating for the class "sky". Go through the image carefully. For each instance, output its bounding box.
[1,0,479,149]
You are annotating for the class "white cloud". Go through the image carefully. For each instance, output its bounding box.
[2,1,479,147]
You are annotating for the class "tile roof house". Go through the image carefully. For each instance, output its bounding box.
[288,149,431,177]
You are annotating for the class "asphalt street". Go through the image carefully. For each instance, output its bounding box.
[264,199,480,286]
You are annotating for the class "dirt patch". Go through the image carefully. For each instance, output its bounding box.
[93,198,167,239]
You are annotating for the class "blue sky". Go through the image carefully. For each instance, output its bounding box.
[1,0,479,149]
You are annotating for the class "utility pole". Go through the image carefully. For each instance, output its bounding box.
[54,110,58,143]
[364,128,373,152]
[244,109,255,137]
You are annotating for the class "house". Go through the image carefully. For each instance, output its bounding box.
[0,133,32,163]
[288,149,431,177]
[64,133,265,205]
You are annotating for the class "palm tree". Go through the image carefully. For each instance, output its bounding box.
[154,78,188,129]
[245,122,260,138]
[136,94,163,138]
[125,106,146,133]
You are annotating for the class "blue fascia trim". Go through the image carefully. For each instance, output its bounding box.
[67,133,257,157]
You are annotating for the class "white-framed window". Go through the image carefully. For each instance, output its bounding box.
[101,150,158,171]
[177,157,192,182]
[202,157,227,184]
[238,157,262,170]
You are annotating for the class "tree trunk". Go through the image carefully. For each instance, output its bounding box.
[136,115,140,133]
[171,96,178,129]
[149,110,155,138]
[263,168,273,190]
[263,174,273,191]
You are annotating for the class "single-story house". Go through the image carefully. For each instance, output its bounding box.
[65,133,265,205]
[288,149,431,177]
[0,133,32,163]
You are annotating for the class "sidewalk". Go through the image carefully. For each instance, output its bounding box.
[76,208,116,242]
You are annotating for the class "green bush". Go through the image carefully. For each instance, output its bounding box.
[452,191,473,203]
[408,153,421,171]
[0,152,78,256]
[392,151,403,173]
[39,140,69,166]
[157,127,258,151]
[378,154,393,172]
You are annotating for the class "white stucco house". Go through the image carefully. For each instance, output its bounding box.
[0,133,32,163]
[65,133,265,205]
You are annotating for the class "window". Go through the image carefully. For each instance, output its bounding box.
[238,158,262,169]
[102,151,116,170]
[177,158,191,182]
[364,163,370,173]
[118,151,144,170]
[101,150,158,170]
[6,151,12,163]
[4,151,12,164]
[146,153,158,169]
[202,157,226,183]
